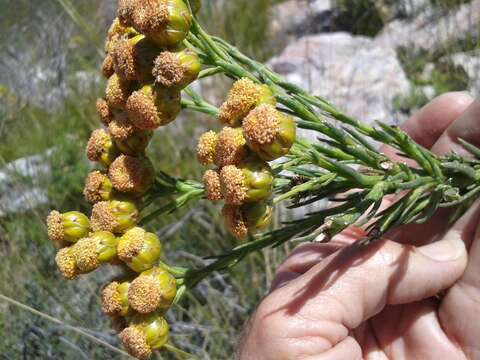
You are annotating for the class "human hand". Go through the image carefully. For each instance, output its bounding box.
[238,93,480,360]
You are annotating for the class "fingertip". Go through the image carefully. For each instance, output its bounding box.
[402,91,474,148]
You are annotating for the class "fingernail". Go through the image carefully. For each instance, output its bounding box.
[418,238,466,262]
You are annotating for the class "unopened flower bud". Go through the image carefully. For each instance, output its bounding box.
[219,159,273,205]
[96,98,114,126]
[128,266,177,314]
[84,171,114,204]
[222,202,273,239]
[117,227,162,272]
[214,127,248,167]
[203,170,222,201]
[102,54,115,78]
[108,155,155,197]
[126,84,181,130]
[243,104,296,161]
[86,129,120,167]
[106,74,132,110]
[102,280,131,316]
[72,231,118,273]
[119,313,169,360]
[112,34,158,82]
[153,48,200,89]
[130,0,192,47]
[109,115,153,156]
[196,130,218,165]
[47,210,90,244]
[91,200,139,234]
[218,78,276,127]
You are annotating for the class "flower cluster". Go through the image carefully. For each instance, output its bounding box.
[46,1,200,358]
[197,78,296,238]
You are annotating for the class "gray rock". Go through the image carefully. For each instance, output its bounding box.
[450,50,480,97]
[0,150,53,216]
[269,32,410,132]
[270,0,334,38]
[376,0,480,53]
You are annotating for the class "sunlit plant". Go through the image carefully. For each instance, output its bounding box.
[45,0,480,358]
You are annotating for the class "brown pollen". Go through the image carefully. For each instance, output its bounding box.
[101,281,122,316]
[243,104,280,146]
[222,205,248,239]
[86,129,110,162]
[108,155,152,193]
[126,90,160,130]
[84,171,108,204]
[152,52,183,88]
[203,170,222,201]
[220,165,247,205]
[214,127,247,167]
[55,247,77,280]
[91,201,117,233]
[196,131,218,165]
[120,326,151,360]
[72,237,100,273]
[118,227,145,262]
[128,275,161,314]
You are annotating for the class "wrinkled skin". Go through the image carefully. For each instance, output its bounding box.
[238,92,480,360]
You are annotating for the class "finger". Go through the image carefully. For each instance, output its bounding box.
[366,301,465,359]
[270,228,363,291]
[432,98,480,156]
[439,201,480,357]
[391,96,478,245]
[380,92,473,162]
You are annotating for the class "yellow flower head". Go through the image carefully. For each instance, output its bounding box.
[203,169,222,201]
[130,0,192,47]
[72,231,118,273]
[126,84,181,130]
[117,227,162,272]
[222,202,273,240]
[128,266,177,314]
[117,0,135,27]
[152,48,200,88]
[102,54,115,78]
[243,104,296,161]
[214,127,247,168]
[196,130,218,165]
[119,313,169,360]
[108,155,155,197]
[218,78,276,127]
[219,158,273,205]
[111,34,158,83]
[96,98,114,126]
[55,247,78,280]
[101,280,131,317]
[90,200,139,234]
[83,171,114,204]
[47,210,90,244]
[86,129,120,167]
[106,74,132,109]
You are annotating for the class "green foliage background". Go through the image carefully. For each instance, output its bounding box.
[0,0,477,359]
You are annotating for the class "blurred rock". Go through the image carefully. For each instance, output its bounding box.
[376,0,480,53]
[269,32,410,132]
[0,151,53,216]
[450,50,480,97]
[270,0,334,38]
